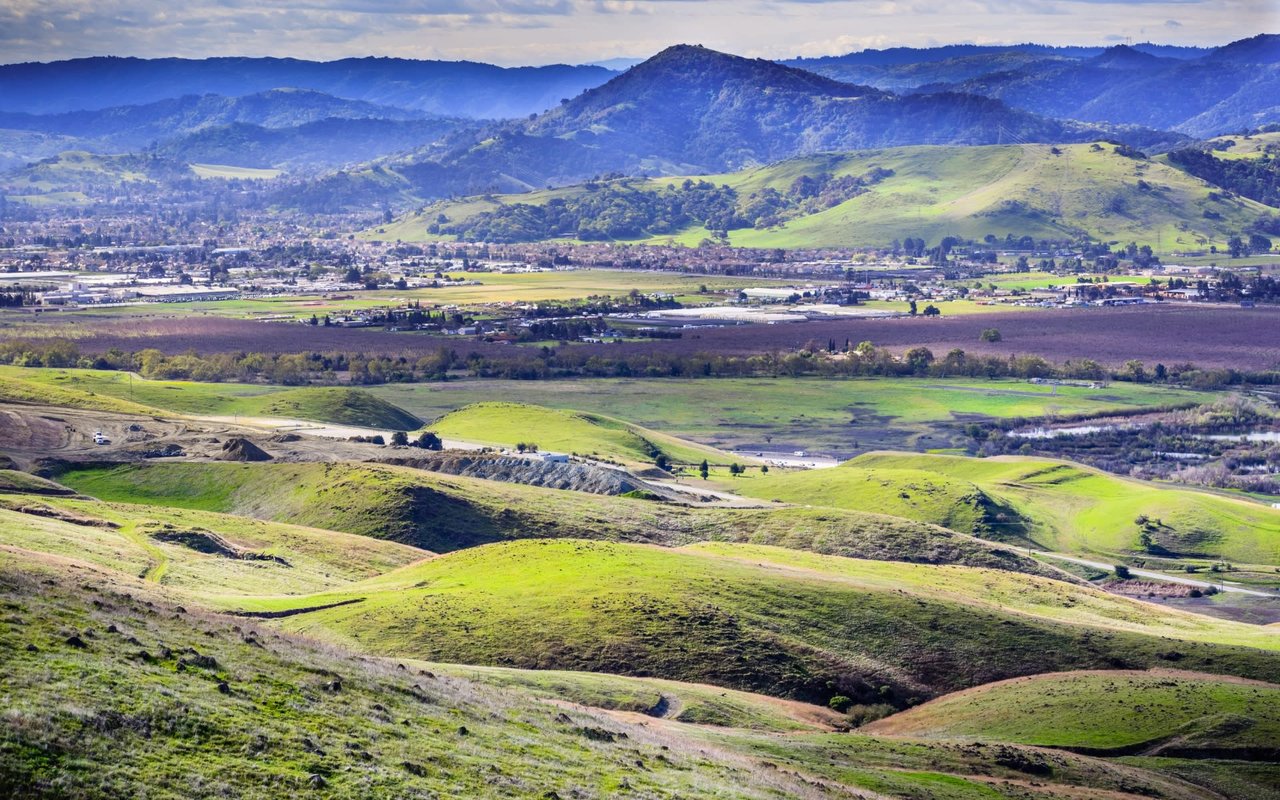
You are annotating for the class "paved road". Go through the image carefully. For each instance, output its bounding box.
[1033,551,1276,598]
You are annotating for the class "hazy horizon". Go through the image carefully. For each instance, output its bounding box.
[1,0,1274,67]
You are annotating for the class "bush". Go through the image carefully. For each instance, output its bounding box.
[827,695,852,713]
[979,328,1002,343]
[1114,564,1132,579]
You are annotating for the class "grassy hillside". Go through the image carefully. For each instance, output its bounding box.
[427,663,844,733]
[0,490,424,597]
[0,372,161,416]
[56,461,1056,576]
[1,547,1231,800]
[743,452,1280,565]
[227,540,1280,707]
[1203,131,1280,160]
[427,401,734,467]
[0,548,833,800]
[865,670,1280,757]
[0,367,421,429]
[377,143,1278,251]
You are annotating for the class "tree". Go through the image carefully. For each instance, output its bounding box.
[979,328,1002,343]
[415,431,443,450]
[908,299,918,316]
[1114,564,1132,579]
[1249,233,1273,254]
[343,267,362,283]
[904,347,934,373]
[760,464,769,474]
[390,431,409,446]
[698,459,709,480]
[922,304,940,317]
[1228,236,1245,258]
[655,454,671,471]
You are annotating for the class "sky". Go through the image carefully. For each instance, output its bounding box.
[0,0,1275,66]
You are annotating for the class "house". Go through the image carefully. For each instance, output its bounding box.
[538,452,570,464]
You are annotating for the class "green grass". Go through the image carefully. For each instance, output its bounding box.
[379,143,1279,252]
[56,461,1056,577]
[224,540,1280,707]
[0,367,421,429]
[0,490,425,598]
[371,376,1213,455]
[427,401,733,467]
[1202,132,1280,161]
[0,546,1227,800]
[743,452,1280,566]
[425,663,842,732]
[865,670,1280,755]
[0,470,75,495]
[0,549,846,800]
[0,372,160,415]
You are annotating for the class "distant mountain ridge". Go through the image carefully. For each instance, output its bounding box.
[394,44,1169,199]
[0,56,617,119]
[793,35,1280,137]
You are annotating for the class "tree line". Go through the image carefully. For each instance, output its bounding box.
[3,338,1275,391]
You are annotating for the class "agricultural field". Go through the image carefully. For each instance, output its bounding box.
[375,376,1214,455]
[11,301,1280,373]
[0,270,769,323]
[426,401,734,467]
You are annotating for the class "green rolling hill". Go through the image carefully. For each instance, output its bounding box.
[372,142,1278,252]
[2,542,1227,800]
[864,669,1280,758]
[742,452,1280,565]
[221,540,1280,706]
[0,367,422,430]
[57,461,1054,575]
[0,486,425,598]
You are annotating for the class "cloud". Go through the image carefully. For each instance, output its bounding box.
[0,0,1269,65]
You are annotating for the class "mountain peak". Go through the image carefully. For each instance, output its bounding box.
[1089,44,1163,69]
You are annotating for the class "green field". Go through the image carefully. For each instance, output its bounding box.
[865,670,1280,755]
[0,366,421,429]
[220,540,1279,706]
[427,401,734,467]
[0,270,770,322]
[376,143,1279,252]
[372,377,1213,454]
[742,453,1280,565]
